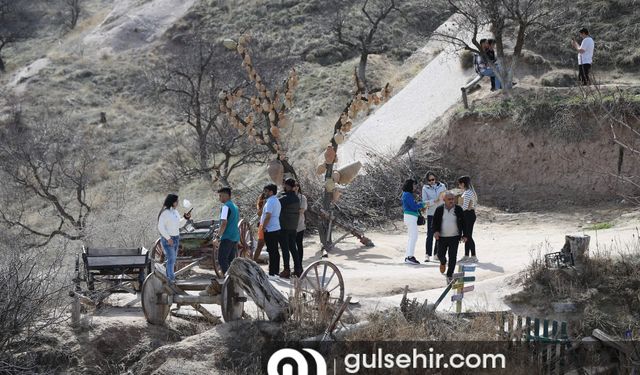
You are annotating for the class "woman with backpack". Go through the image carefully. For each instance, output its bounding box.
[157,193,181,283]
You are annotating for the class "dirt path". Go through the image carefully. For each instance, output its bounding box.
[287,207,640,314]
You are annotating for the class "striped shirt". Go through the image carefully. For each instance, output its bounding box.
[461,189,478,211]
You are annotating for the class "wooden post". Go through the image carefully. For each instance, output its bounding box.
[71,254,81,327]
[456,264,464,314]
[461,87,469,109]
[564,234,590,262]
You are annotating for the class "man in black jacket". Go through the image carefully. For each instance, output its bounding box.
[278,178,301,278]
[432,191,467,283]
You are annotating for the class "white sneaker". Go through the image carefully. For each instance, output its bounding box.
[469,256,478,263]
[267,274,278,281]
[424,255,431,262]
[459,256,469,263]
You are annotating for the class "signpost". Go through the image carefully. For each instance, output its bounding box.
[451,264,476,313]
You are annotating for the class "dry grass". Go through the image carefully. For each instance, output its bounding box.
[508,234,640,337]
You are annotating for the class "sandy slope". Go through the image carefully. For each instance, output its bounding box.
[338,18,476,165]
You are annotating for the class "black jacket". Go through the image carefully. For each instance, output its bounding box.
[432,205,465,237]
[278,191,300,231]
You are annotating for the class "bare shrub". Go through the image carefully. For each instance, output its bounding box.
[301,151,454,230]
[0,235,70,374]
[83,177,160,249]
[510,237,640,337]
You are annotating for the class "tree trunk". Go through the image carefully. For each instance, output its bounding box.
[226,257,289,322]
[0,55,5,72]
[564,234,590,263]
[358,52,369,91]
[198,135,211,181]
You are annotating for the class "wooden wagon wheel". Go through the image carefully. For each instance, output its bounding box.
[141,273,170,325]
[297,260,345,322]
[238,219,255,259]
[221,276,245,322]
[211,240,224,278]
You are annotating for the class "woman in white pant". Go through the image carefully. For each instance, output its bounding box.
[401,179,425,265]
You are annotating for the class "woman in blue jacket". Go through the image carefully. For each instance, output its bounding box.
[402,179,425,265]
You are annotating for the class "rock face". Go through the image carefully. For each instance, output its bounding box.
[423,111,640,209]
[83,0,197,52]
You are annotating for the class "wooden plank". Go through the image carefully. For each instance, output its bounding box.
[507,314,514,340]
[526,317,532,342]
[451,294,464,302]
[534,318,541,339]
[515,315,523,342]
[432,281,453,310]
[551,320,558,339]
[560,321,568,340]
[462,265,476,272]
[462,276,475,282]
[85,247,141,256]
[543,320,549,338]
[87,255,147,267]
[460,285,475,293]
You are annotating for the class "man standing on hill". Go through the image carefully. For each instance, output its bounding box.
[572,28,594,85]
[278,178,301,278]
[432,192,466,284]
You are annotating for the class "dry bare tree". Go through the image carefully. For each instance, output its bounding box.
[436,0,561,93]
[0,105,98,246]
[0,0,36,72]
[331,0,398,91]
[64,0,81,30]
[155,37,269,187]
[220,36,391,253]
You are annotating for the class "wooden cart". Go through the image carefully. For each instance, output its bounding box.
[152,218,256,278]
[70,246,150,315]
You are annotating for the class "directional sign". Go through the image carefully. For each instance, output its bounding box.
[452,283,464,290]
[451,294,464,302]
[462,276,476,282]
[460,285,475,293]
[462,265,476,272]
[451,272,465,279]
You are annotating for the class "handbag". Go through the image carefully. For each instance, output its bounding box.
[417,213,426,226]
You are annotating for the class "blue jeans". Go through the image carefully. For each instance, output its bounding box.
[480,68,501,89]
[160,235,179,282]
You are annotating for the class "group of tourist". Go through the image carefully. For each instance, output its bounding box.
[156,179,308,287]
[256,179,307,280]
[402,173,478,283]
